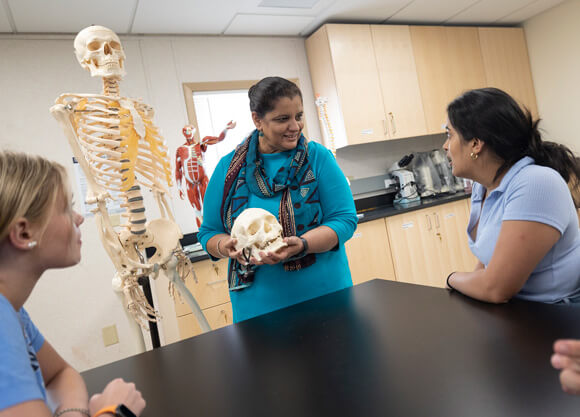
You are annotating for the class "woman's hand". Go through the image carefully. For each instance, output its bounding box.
[218,236,248,265]
[88,378,146,416]
[552,339,580,395]
[251,236,304,265]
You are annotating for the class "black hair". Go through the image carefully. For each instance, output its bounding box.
[447,87,580,204]
[248,76,302,118]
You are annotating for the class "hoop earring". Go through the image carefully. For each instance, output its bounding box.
[27,241,38,249]
[470,152,478,160]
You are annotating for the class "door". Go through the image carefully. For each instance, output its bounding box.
[326,24,387,144]
[371,25,427,139]
[345,218,396,285]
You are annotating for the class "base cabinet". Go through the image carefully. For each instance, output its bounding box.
[174,258,232,340]
[383,199,476,288]
[345,218,396,285]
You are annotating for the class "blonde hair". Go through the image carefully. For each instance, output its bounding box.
[0,151,69,243]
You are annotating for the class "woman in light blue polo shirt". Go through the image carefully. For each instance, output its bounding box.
[444,88,580,304]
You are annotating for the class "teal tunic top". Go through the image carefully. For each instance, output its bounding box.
[198,140,358,322]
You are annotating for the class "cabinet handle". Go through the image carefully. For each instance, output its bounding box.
[191,267,199,284]
[436,232,442,241]
[221,309,228,323]
[383,119,389,137]
[388,112,396,135]
[426,215,432,231]
[434,213,440,229]
[212,264,220,275]
[207,278,227,286]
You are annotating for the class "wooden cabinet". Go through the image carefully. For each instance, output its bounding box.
[371,25,427,139]
[174,258,233,340]
[385,200,476,288]
[306,24,538,144]
[478,27,538,118]
[345,218,396,285]
[410,26,487,134]
[306,24,387,147]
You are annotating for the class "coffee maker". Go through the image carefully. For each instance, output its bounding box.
[387,155,420,205]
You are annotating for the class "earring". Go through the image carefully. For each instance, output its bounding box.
[258,131,264,137]
[470,152,478,160]
[27,241,38,249]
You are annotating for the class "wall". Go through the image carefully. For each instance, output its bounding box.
[524,0,580,153]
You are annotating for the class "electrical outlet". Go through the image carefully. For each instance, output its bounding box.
[102,325,119,347]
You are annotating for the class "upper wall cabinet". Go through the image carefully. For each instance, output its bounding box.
[478,27,538,118]
[410,26,487,134]
[305,24,539,147]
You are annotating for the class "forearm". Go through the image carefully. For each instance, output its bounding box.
[301,226,338,254]
[47,366,89,416]
[448,269,510,304]
[207,234,230,258]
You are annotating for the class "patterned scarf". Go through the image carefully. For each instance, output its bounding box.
[221,129,321,290]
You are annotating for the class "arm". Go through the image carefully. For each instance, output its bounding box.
[448,220,560,303]
[175,148,184,199]
[201,120,236,147]
[552,339,580,395]
[38,341,89,416]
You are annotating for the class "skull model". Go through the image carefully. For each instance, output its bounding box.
[74,25,126,79]
[231,208,287,261]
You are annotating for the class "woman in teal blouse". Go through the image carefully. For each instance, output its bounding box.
[198,77,358,322]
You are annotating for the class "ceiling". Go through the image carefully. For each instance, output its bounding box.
[0,0,567,37]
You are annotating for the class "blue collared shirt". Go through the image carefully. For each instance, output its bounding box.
[468,156,580,303]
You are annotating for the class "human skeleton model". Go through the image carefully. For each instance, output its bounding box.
[50,25,209,333]
[175,121,236,228]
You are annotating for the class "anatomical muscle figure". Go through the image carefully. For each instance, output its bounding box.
[175,121,236,228]
[51,25,209,333]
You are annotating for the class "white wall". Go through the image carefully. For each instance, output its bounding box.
[524,0,580,153]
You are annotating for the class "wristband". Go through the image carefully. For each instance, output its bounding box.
[93,405,136,417]
[446,271,456,290]
[216,237,227,258]
[53,408,90,417]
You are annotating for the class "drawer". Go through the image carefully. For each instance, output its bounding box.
[174,258,230,316]
[177,302,233,340]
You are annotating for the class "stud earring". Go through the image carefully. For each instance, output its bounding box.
[258,131,264,137]
[28,241,38,249]
[470,152,478,160]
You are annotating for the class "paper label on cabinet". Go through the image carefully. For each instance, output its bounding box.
[445,213,456,219]
[402,222,414,229]
[360,129,374,135]
[353,232,362,239]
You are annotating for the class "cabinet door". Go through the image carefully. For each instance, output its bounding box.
[174,258,230,316]
[326,24,387,145]
[386,208,446,287]
[411,26,487,134]
[345,218,396,285]
[371,25,427,139]
[177,302,233,340]
[434,200,478,275]
[478,27,538,118]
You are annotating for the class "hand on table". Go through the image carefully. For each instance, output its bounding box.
[89,378,146,416]
[552,339,580,395]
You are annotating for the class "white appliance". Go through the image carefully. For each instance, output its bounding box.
[387,155,420,205]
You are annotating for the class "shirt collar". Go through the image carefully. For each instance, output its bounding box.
[471,156,534,201]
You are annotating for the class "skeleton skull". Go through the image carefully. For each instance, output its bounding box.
[231,208,287,261]
[74,25,126,79]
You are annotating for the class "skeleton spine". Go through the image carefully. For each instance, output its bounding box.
[124,185,147,235]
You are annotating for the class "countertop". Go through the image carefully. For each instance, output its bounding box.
[187,191,471,263]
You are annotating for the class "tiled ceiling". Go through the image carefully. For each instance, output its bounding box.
[0,0,568,37]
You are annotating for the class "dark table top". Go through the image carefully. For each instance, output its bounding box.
[82,280,580,417]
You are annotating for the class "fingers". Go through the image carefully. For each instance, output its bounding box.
[551,353,580,372]
[554,340,580,359]
[560,368,580,396]
[89,378,146,416]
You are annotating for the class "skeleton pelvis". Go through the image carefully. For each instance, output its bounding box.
[143,219,182,265]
